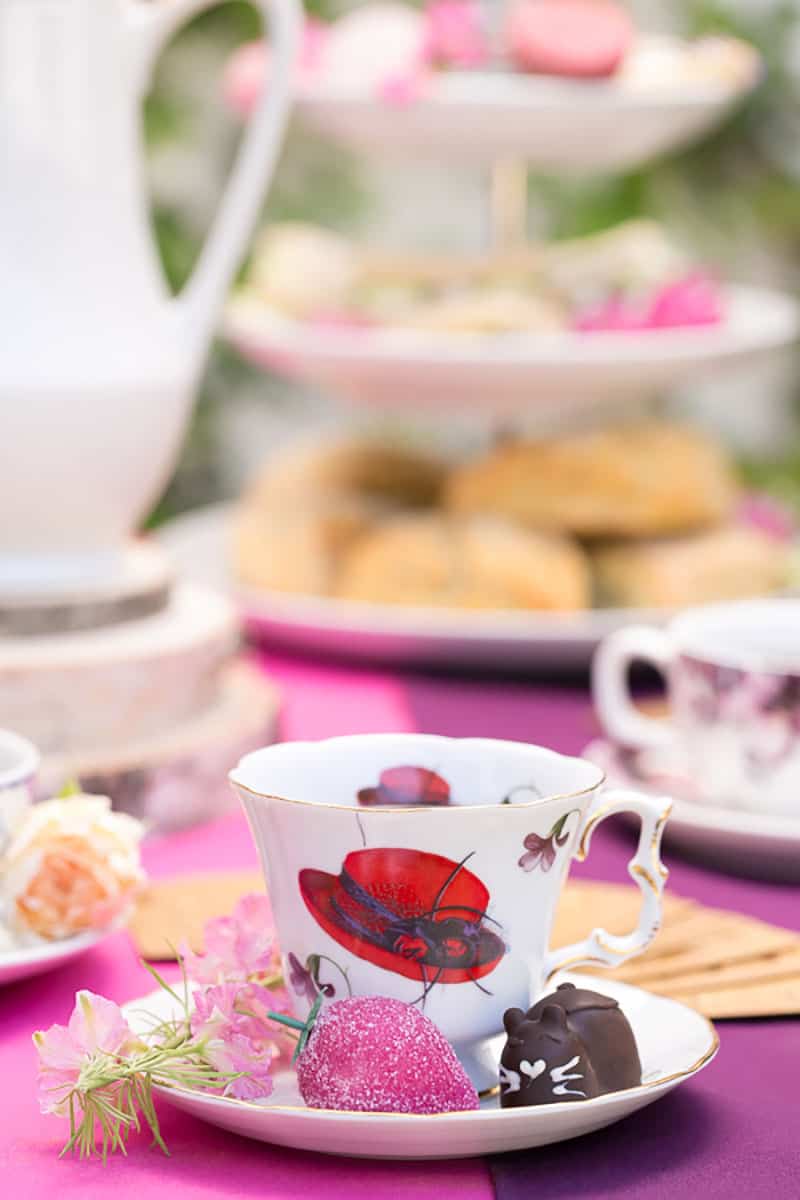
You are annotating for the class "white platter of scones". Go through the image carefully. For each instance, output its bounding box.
[161,422,797,671]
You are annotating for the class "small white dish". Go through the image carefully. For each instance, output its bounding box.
[124,973,716,1159]
[224,285,799,415]
[584,737,800,881]
[0,728,39,855]
[291,36,759,171]
[0,929,110,988]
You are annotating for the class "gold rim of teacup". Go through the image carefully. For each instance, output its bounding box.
[230,735,606,813]
[230,772,605,814]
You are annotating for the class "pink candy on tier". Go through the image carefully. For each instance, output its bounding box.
[224,0,758,112]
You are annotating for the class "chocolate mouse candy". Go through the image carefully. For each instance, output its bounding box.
[499,1005,600,1108]
[526,982,642,1093]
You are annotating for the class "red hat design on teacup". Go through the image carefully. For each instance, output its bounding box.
[357,766,451,807]
[298,847,505,990]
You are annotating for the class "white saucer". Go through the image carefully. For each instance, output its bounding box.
[224,285,798,415]
[0,928,110,987]
[125,973,717,1159]
[584,737,800,881]
[158,504,715,672]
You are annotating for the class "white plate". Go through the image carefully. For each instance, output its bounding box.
[125,973,717,1159]
[158,505,704,672]
[584,737,800,881]
[0,929,109,987]
[224,286,799,415]
[293,38,759,170]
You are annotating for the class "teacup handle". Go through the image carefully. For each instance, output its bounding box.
[544,787,671,979]
[592,625,677,749]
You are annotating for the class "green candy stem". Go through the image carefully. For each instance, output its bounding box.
[267,993,324,1063]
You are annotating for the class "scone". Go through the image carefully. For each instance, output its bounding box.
[234,439,446,594]
[444,424,739,538]
[335,515,590,611]
[234,502,372,595]
[591,524,791,609]
[246,439,445,510]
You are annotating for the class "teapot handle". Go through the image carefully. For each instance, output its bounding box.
[126,0,300,343]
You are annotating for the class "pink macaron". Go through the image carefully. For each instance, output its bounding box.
[506,0,634,79]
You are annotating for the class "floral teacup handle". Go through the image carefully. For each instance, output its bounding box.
[544,788,671,979]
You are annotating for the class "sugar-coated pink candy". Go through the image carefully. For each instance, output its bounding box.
[296,996,480,1114]
[507,0,633,79]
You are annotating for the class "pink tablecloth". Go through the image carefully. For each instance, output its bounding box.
[2,651,799,1200]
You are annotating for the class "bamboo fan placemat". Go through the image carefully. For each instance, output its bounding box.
[130,873,800,1019]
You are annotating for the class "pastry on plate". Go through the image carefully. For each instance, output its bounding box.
[399,288,565,334]
[244,438,446,509]
[248,223,359,317]
[234,502,373,595]
[591,524,791,609]
[335,514,590,610]
[444,423,739,538]
[506,0,634,80]
[244,218,719,333]
[234,439,446,594]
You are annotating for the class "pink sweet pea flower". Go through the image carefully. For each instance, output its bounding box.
[182,893,280,985]
[34,991,139,1116]
[190,982,282,1100]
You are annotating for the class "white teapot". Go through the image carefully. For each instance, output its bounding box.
[0,0,299,590]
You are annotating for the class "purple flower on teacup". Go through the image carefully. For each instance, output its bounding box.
[518,812,576,873]
[287,952,318,1002]
[287,951,349,1001]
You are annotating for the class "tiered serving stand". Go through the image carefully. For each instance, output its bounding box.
[166,12,799,670]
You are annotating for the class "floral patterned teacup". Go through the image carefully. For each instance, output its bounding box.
[231,733,670,1091]
[0,729,38,854]
[593,599,800,818]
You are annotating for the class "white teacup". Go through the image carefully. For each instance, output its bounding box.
[0,730,39,854]
[593,599,800,817]
[231,733,670,1090]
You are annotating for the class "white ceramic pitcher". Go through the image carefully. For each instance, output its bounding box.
[0,0,299,589]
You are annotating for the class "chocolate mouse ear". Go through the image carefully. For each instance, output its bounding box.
[539,1004,569,1032]
[503,1008,526,1035]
